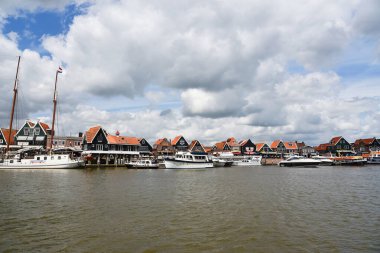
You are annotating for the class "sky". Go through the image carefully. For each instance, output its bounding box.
[0,0,379,146]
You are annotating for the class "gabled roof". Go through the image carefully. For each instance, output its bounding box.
[1,128,17,145]
[354,138,376,146]
[107,135,140,145]
[214,141,229,151]
[36,121,50,135]
[315,143,332,152]
[84,126,103,143]
[171,135,183,145]
[284,141,298,150]
[155,138,170,146]
[26,121,35,127]
[239,139,251,146]
[256,143,271,152]
[227,137,240,147]
[270,140,282,149]
[330,136,342,145]
[188,140,206,153]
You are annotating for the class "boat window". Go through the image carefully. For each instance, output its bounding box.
[44,157,47,160]
[58,156,61,160]
[10,160,14,163]
[37,157,40,160]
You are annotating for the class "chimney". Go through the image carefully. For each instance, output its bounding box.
[116,130,120,136]
[78,132,83,138]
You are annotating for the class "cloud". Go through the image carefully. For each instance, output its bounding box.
[1,0,380,146]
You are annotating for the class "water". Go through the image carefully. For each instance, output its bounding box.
[0,166,379,252]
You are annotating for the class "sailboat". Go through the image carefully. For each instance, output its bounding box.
[0,57,84,169]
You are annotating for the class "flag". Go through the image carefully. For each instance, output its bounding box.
[57,66,63,73]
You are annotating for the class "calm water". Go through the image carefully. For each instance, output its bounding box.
[0,166,379,252]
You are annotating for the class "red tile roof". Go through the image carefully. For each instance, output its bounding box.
[1,128,17,145]
[26,121,35,127]
[189,140,205,152]
[227,137,240,147]
[315,143,332,152]
[214,141,228,151]
[85,126,102,143]
[330,136,342,145]
[354,138,376,146]
[107,135,140,145]
[171,135,182,145]
[155,138,171,146]
[39,122,50,131]
[284,141,298,150]
[270,140,282,149]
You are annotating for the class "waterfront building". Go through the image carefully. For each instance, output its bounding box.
[47,134,83,150]
[296,142,316,157]
[82,126,141,165]
[188,140,207,154]
[270,140,286,154]
[153,138,175,157]
[171,135,189,152]
[213,141,231,153]
[316,136,352,155]
[14,120,51,148]
[226,137,242,155]
[284,142,298,155]
[353,137,380,154]
[0,128,17,151]
[256,143,272,153]
[239,139,256,155]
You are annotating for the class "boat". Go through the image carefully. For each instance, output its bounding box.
[164,151,213,169]
[212,157,233,167]
[0,153,84,169]
[311,155,334,166]
[278,155,320,167]
[0,59,84,169]
[231,155,262,166]
[330,151,367,166]
[366,152,380,164]
[126,159,159,169]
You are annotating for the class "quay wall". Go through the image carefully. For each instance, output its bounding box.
[261,158,281,165]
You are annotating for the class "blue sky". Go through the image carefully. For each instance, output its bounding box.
[0,0,380,145]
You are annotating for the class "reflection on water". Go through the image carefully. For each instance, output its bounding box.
[1,166,380,252]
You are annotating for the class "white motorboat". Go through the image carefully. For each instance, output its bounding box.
[164,152,213,169]
[212,158,233,167]
[0,154,84,169]
[232,156,262,166]
[126,159,159,169]
[311,155,334,166]
[278,156,320,167]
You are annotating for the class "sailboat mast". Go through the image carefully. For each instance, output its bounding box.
[7,56,21,153]
[50,69,60,150]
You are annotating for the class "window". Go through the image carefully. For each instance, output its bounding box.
[96,144,103,151]
[44,157,47,160]
[58,156,61,160]
[24,128,29,135]
[37,157,40,160]
[0,139,3,144]
[34,128,40,135]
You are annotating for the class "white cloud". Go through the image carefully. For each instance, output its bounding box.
[1,0,380,146]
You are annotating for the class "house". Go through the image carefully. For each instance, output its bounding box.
[353,137,380,154]
[0,128,17,151]
[171,135,189,151]
[153,138,175,157]
[255,143,272,153]
[296,142,316,157]
[316,136,352,155]
[14,121,51,148]
[47,134,83,150]
[270,140,286,154]
[239,139,256,155]
[226,137,241,155]
[284,141,298,154]
[213,141,231,153]
[82,126,141,165]
[188,140,207,154]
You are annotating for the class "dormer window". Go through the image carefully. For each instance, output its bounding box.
[24,128,29,135]
[34,128,40,135]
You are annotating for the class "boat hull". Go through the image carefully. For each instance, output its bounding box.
[0,161,84,169]
[232,156,262,166]
[164,159,213,169]
[279,161,320,167]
